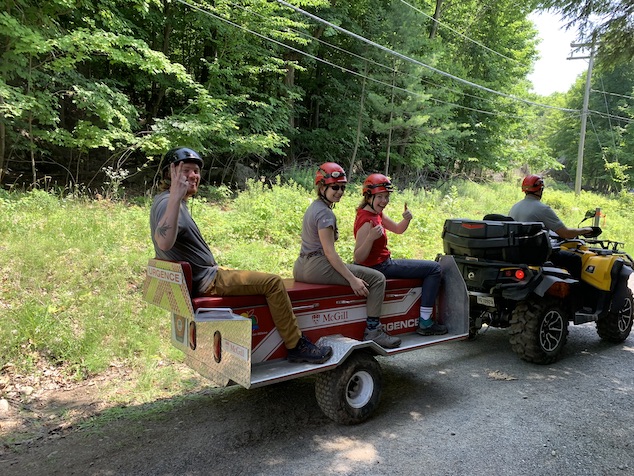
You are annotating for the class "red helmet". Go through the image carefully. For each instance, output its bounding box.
[363,173,394,195]
[521,174,544,193]
[315,162,347,185]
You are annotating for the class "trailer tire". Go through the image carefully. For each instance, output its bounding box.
[597,288,633,342]
[509,297,569,364]
[315,351,382,425]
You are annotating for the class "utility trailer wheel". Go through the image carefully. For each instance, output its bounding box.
[597,288,634,342]
[315,351,382,425]
[509,297,569,364]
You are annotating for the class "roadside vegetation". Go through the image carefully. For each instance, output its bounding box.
[2,178,633,408]
[3,1,634,195]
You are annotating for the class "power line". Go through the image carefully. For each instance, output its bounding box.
[282,1,634,123]
[588,109,634,124]
[591,89,634,101]
[226,0,393,74]
[175,0,568,121]
[182,0,634,126]
[226,0,517,111]
[599,77,617,150]
[173,0,470,114]
[274,0,579,113]
[182,0,634,125]
[397,0,524,66]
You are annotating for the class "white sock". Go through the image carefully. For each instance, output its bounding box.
[419,307,433,327]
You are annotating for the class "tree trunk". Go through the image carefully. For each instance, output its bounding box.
[429,0,443,39]
[147,0,172,125]
[385,66,397,175]
[29,114,36,187]
[310,24,326,130]
[283,54,299,165]
[349,62,368,178]
[27,55,37,188]
[0,97,5,185]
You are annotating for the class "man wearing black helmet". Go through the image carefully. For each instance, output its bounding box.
[509,174,593,278]
[150,147,332,364]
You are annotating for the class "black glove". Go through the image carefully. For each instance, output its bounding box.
[584,226,602,238]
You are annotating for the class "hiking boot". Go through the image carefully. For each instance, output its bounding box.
[287,335,333,364]
[416,322,448,336]
[364,327,401,349]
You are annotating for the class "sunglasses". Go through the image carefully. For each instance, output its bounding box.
[329,185,346,191]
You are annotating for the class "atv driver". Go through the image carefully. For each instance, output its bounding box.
[508,174,595,278]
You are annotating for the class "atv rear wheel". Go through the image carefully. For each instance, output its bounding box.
[315,351,382,425]
[509,298,569,364]
[597,288,633,342]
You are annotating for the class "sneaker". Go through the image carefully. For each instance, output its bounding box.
[364,327,401,349]
[287,336,333,364]
[416,322,448,336]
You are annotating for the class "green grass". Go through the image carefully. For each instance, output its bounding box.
[1,181,633,403]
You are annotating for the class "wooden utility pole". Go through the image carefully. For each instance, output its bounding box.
[569,41,595,195]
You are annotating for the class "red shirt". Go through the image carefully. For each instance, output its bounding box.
[353,208,391,266]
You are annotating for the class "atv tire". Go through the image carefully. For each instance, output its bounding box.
[597,288,634,342]
[315,351,382,425]
[509,297,569,364]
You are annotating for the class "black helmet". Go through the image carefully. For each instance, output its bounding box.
[162,147,204,170]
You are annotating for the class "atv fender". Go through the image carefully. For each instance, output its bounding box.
[610,263,633,312]
[532,274,577,297]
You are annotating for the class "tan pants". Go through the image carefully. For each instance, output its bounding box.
[293,255,386,317]
[205,268,302,349]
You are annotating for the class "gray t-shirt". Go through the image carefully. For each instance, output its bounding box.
[299,199,338,255]
[150,191,217,295]
[508,195,565,232]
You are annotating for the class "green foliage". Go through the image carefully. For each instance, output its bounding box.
[206,177,309,252]
[0,192,156,379]
[544,61,634,192]
[1,0,568,190]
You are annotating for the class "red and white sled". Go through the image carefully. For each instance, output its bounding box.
[143,255,469,424]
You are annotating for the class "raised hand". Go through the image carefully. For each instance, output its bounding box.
[403,202,413,221]
[170,162,190,199]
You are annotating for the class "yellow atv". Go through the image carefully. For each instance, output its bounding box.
[442,211,633,364]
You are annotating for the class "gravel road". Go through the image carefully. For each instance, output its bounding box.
[3,319,634,476]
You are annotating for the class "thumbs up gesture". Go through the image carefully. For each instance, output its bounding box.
[403,202,412,221]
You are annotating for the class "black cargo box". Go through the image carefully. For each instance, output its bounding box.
[442,218,551,265]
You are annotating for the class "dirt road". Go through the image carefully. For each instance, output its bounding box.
[2,321,633,476]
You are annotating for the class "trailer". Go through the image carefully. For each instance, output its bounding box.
[143,255,469,424]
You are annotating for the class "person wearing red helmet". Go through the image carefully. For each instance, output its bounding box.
[353,174,447,336]
[293,163,400,349]
[509,174,593,277]
[509,175,593,239]
[151,147,332,364]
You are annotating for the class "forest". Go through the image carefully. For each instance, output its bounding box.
[1,0,633,194]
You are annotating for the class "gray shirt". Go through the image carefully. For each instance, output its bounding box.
[299,199,338,255]
[150,191,217,295]
[508,195,565,232]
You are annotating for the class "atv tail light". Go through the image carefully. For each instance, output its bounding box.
[501,268,526,281]
[546,282,570,298]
